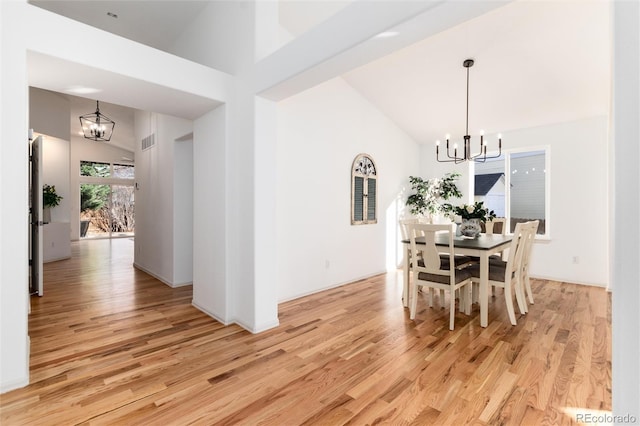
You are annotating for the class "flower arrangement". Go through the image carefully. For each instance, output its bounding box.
[405,172,462,217]
[43,184,63,208]
[451,201,496,222]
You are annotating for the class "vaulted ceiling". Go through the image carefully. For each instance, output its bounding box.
[27,0,611,147]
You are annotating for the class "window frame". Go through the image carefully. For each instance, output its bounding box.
[471,145,550,239]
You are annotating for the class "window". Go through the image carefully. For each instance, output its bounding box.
[113,164,135,179]
[81,161,134,179]
[79,160,135,239]
[473,147,549,237]
[81,161,110,177]
[351,154,377,225]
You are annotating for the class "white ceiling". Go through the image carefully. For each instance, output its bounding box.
[27,0,611,148]
[29,0,210,52]
[278,0,351,37]
[342,0,611,144]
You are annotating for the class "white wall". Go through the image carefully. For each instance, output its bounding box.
[253,96,279,329]
[192,105,229,322]
[170,0,281,333]
[29,87,69,141]
[168,1,255,75]
[276,77,420,302]
[29,88,71,224]
[173,136,194,285]
[42,136,70,223]
[611,0,640,416]
[134,111,193,287]
[420,116,609,287]
[0,0,30,393]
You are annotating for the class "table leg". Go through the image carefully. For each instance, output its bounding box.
[480,252,489,327]
[403,245,409,308]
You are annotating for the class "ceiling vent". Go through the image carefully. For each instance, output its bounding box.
[141,133,155,151]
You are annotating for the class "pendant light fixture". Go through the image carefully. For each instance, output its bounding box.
[79,100,115,142]
[436,59,502,163]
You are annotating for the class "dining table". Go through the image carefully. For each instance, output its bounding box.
[401,233,513,327]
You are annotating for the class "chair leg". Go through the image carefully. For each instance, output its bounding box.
[514,276,527,315]
[524,273,534,304]
[409,282,419,320]
[428,288,434,307]
[503,284,517,325]
[464,284,472,315]
[449,288,455,330]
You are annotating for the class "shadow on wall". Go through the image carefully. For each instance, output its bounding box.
[387,186,411,271]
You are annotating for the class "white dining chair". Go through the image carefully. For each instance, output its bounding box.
[400,218,428,305]
[466,222,528,325]
[407,223,473,330]
[399,218,425,241]
[484,217,507,236]
[469,217,507,299]
[520,220,539,309]
[401,217,474,308]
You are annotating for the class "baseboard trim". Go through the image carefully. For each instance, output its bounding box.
[530,274,607,288]
[43,255,71,264]
[1,376,29,394]
[191,301,279,334]
[278,270,387,304]
[191,300,231,326]
[133,263,192,288]
[235,318,280,334]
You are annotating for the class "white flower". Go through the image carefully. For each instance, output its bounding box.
[466,205,474,214]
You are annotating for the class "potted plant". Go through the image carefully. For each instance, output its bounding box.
[405,172,462,220]
[451,201,496,238]
[42,184,63,223]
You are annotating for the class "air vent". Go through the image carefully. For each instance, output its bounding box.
[141,133,155,151]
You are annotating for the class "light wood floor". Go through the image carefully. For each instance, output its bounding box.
[1,239,611,425]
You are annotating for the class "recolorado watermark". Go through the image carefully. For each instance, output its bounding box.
[575,412,637,424]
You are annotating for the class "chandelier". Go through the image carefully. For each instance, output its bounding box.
[79,100,115,142]
[436,59,502,163]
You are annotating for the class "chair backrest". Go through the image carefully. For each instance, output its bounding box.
[399,217,428,240]
[521,220,539,270]
[502,222,528,281]
[484,217,506,235]
[407,223,455,277]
